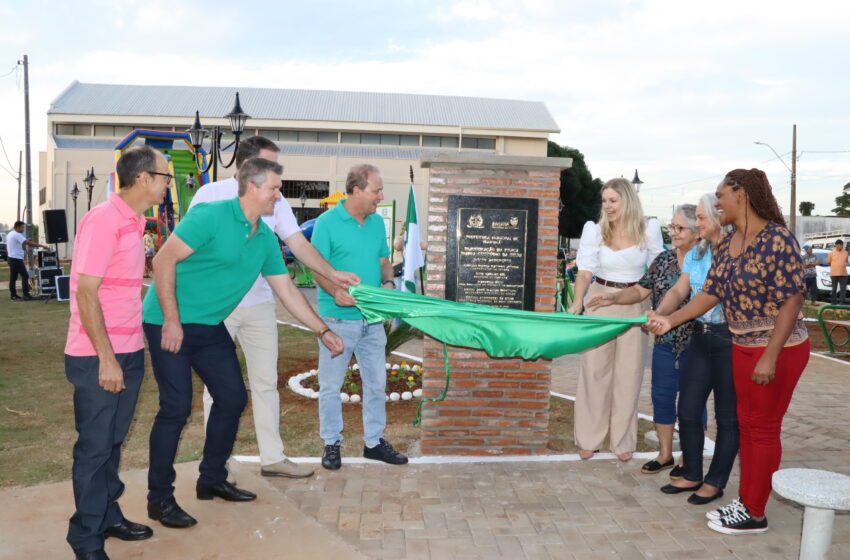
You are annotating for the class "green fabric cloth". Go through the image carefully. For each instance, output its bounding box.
[142,198,286,325]
[350,285,647,360]
[312,199,390,320]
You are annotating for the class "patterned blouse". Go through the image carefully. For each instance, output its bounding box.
[638,249,693,355]
[702,221,808,347]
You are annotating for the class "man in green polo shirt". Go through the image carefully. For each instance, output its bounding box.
[312,163,409,470]
[142,158,344,529]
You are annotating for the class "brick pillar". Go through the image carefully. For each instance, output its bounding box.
[418,153,572,456]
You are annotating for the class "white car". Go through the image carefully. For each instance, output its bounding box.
[811,249,850,295]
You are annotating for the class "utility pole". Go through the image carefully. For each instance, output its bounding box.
[21,54,33,246]
[790,124,797,235]
[16,151,22,221]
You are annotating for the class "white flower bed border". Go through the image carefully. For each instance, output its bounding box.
[287,362,424,404]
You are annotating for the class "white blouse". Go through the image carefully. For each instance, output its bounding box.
[575,219,664,283]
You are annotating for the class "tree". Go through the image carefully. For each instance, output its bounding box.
[799,201,815,216]
[547,141,602,241]
[832,182,850,216]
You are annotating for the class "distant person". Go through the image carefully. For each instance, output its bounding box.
[828,239,848,304]
[143,228,156,277]
[801,245,818,304]
[64,146,170,560]
[6,220,49,301]
[312,164,409,470]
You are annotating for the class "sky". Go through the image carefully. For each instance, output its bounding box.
[1,0,849,229]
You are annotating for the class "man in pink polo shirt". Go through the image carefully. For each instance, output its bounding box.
[65,145,171,560]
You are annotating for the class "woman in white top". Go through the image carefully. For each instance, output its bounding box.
[568,178,664,461]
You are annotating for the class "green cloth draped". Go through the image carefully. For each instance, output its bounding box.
[350,285,646,360]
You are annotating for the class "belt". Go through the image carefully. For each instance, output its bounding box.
[694,321,728,333]
[595,277,637,289]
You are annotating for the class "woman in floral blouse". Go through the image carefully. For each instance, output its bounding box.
[586,204,698,475]
[648,168,808,536]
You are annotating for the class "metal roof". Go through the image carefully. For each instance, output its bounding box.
[49,81,559,132]
[53,135,459,161]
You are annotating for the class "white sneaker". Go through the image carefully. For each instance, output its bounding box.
[706,496,744,521]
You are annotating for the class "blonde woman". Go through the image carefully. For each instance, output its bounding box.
[569,178,663,461]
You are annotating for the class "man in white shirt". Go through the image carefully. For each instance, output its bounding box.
[188,135,359,479]
[7,220,50,301]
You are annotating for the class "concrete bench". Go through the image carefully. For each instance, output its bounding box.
[772,468,850,560]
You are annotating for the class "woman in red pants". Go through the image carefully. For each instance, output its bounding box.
[647,168,809,535]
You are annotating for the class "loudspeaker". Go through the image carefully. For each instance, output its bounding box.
[55,275,70,302]
[43,209,69,243]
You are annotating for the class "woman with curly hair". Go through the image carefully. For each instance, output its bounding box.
[569,178,664,461]
[648,169,808,535]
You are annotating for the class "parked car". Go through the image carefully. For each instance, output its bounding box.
[811,249,850,296]
[0,232,7,261]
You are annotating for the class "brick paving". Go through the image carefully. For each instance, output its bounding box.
[264,347,850,559]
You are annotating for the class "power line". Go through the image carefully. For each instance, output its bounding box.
[0,64,17,79]
[0,134,16,170]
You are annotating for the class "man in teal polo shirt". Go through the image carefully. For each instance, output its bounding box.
[312,163,408,470]
[142,158,344,528]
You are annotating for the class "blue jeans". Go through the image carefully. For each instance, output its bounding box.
[144,323,247,502]
[65,350,145,554]
[651,343,707,426]
[678,324,739,489]
[318,318,387,447]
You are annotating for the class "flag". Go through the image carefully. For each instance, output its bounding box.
[401,184,424,293]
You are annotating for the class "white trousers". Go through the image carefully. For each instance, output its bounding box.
[203,301,285,466]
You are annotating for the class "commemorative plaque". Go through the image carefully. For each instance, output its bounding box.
[446,195,538,310]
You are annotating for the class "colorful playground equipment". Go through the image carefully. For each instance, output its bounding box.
[109,130,210,239]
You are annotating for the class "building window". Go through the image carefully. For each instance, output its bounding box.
[341,132,360,144]
[281,180,330,200]
[461,137,496,150]
[39,187,46,206]
[360,133,380,145]
[318,132,338,143]
[399,134,419,146]
[258,129,279,140]
[423,135,459,148]
[55,124,92,136]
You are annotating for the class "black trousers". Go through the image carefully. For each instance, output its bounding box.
[8,257,30,297]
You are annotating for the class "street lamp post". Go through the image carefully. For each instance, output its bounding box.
[754,124,797,233]
[631,169,644,193]
[186,92,250,183]
[82,167,98,211]
[70,182,80,235]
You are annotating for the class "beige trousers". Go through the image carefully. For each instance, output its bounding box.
[202,301,285,466]
[574,282,649,455]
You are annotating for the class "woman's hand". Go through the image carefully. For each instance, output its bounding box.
[586,294,614,311]
[644,310,672,335]
[567,300,584,315]
[752,354,777,385]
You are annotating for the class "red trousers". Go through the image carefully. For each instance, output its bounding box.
[732,340,809,517]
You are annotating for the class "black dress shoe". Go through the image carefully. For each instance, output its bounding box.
[660,482,702,494]
[322,441,342,470]
[147,499,198,528]
[196,480,257,502]
[104,518,153,540]
[363,438,408,465]
[688,488,724,505]
[669,465,684,479]
[75,551,109,560]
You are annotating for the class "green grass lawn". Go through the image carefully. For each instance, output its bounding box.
[0,286,654,487]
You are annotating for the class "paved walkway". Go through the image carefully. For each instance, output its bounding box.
[2,291,848,558]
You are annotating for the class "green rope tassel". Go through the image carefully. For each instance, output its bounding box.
[413,342,451,427]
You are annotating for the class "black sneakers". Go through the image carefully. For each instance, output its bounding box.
[707,504,768,535]
[322,441,342,470]
[363,438,408,465]
[10,295,22,302]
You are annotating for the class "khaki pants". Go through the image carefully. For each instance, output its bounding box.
[574,282,648,455]
[203,301,285,466]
